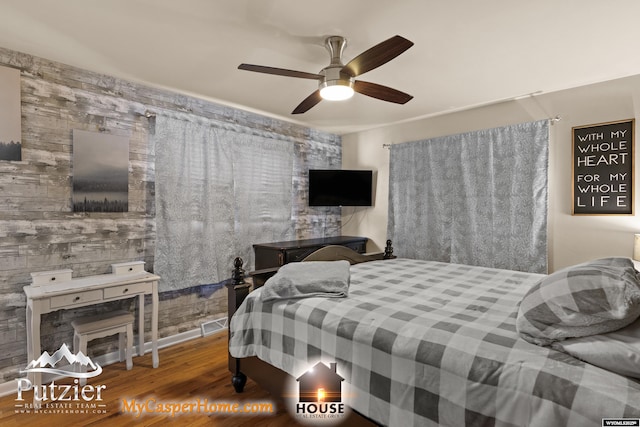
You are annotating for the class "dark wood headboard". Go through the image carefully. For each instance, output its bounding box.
[231,239,394,290]
[226,239,394,318]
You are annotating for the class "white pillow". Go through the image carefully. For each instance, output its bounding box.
[552,319,640,379]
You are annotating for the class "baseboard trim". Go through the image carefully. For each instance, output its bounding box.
[0,326,217,398]
[0,380,15,398]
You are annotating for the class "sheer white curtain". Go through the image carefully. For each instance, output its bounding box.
[154,115,294,291]
[388,120,549,273]
[229,130,295,270]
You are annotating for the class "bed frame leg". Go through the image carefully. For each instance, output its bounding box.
[228,257,251,393]
[232,372,247,393]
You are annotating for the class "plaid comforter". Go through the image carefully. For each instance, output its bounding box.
[229,258,640,426]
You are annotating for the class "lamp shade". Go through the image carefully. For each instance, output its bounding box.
[634,234,640,261]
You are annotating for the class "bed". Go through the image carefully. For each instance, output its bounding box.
[227,244,640,426]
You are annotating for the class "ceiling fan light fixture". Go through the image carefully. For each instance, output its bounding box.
[319,82,354,101]
[318,36,354,101]
[238,34,414,113]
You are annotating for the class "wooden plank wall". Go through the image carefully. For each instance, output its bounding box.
[0,47,341,382]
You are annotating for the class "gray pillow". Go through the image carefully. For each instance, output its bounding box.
[516,257,640,346]
[260,260,350,302]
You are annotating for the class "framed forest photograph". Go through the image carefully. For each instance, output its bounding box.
[0,65,21,161]
[72,129,129,212]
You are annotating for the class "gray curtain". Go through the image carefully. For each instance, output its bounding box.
[388,120,549,273]
[154,114,294,291]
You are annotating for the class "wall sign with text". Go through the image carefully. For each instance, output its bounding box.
[572,119,634,215]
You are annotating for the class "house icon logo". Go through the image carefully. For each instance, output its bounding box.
[297,362,343,402]
[290,361,348,424]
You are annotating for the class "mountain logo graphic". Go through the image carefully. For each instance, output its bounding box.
[21,343,103,379]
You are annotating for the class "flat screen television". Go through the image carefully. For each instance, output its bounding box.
[308,169,373,206]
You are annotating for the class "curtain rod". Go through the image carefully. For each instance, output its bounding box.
[382,116,562,150]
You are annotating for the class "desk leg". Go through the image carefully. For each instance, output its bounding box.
[151,281,159,368]
[25,303,34,372]
[137,294,145,358]
[26,303,42,404]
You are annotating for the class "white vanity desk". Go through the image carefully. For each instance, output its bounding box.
[24,261,160,384]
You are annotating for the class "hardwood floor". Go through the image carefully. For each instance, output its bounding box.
[0,331,297,426]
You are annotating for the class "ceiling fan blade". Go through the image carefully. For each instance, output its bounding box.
[342,35,414,77]
[238,63,322,80]
[292,90,323,114]
[353,80,413,104]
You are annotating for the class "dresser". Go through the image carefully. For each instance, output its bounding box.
[253,235,368,270]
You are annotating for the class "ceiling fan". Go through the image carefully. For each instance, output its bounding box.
[238,35,414,114]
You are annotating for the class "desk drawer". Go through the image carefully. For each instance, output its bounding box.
[344,241,366,253]
[285,248,316,263]
[50,290,103,309]
[104,282,149,299]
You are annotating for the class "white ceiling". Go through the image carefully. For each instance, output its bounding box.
[1,0,640,135]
